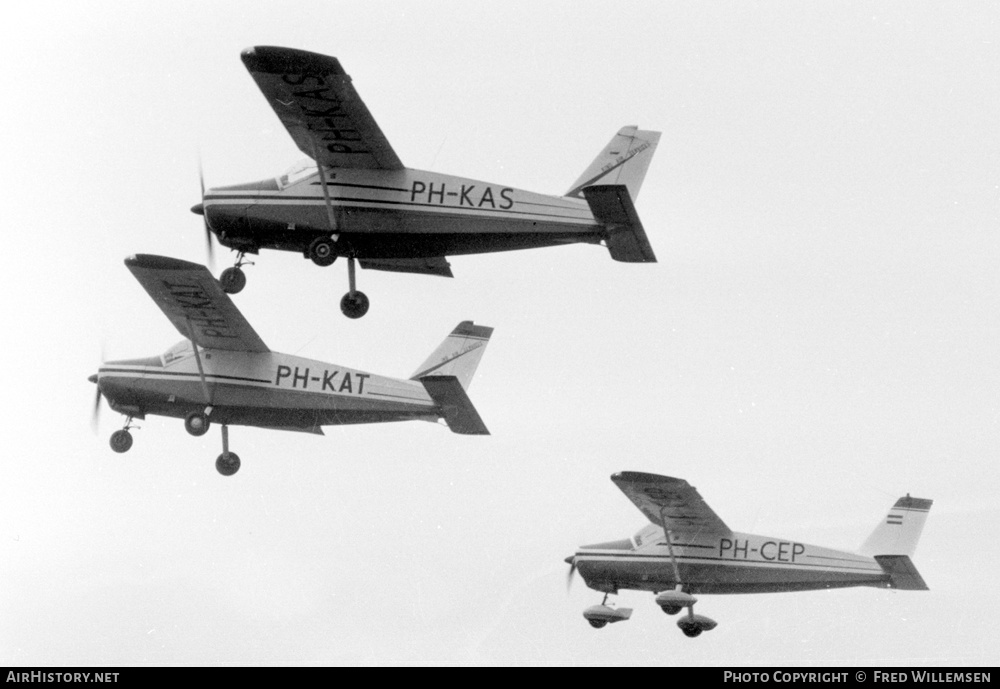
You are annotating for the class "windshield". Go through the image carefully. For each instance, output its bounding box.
[161,340,193,367]
[276,159,318,190]
[632,523,661,549]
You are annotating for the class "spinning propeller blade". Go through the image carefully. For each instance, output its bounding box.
[195,160,215,268]
[89,374,102,433]
[564,556,577,591]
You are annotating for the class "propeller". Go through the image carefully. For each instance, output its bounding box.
[564,555,577,591]
[89,343,106,433]
[192,160,215,268]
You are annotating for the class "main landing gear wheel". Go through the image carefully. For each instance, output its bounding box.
[215,452,241,476]
[308,237,337,267]
[587,619,608,629]
[184,412,210,436]
[340,291,370,319]
[109,430,133,454]
[660,605,682,616]
[219,267,246,294]
[681,626,702,638]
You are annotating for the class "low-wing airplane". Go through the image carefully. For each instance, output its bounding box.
[192,46,660,318]
[566,472,932,637]
[90,254,493,476]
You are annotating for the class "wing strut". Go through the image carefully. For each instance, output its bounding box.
[311,141,339,235]
[185,317,213,407]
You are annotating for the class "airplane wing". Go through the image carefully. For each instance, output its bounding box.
[125,255,270,353]
[241,46,404,170]
[611,472,731,536]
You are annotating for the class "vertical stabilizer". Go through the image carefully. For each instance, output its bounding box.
[410,321,493,391]
[859,495,933,557]
[565,126,661,201]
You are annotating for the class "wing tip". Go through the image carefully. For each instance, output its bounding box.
[241,46,345,76]
[125,254,207,272]
[612,471,684,485]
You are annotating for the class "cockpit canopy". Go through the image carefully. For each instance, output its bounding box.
[161,340,194,367]
[275,159,319,190]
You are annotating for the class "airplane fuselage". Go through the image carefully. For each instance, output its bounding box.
[98,342,438,432]
[574,527,892,595]
[203,167,602,258]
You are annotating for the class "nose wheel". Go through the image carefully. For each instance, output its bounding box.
[109,416,137,453]
[109,429,133,453]
[219,252,254,294]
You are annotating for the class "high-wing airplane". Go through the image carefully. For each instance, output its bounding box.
[90,254,493,476]
[565,472,932,637]
[191,46,660,318]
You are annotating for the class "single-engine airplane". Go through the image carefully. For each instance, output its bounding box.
[565,472,932,637]
[90,254,493,476]
[192,46,660,318]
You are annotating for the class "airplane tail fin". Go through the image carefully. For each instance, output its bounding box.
[859,495,933,558]
[410,321,493,392]
[565,126,661,201]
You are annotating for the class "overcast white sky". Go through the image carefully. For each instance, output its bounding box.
[1,1,997,666]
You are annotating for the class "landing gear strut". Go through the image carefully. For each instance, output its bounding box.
[219,252,254,294]
[340,256,369,319]
[215,424,240,476]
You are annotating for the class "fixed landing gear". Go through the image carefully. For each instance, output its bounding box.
[109,416,137,453]
[340,256,369,319]
[308,236,337,267]
[184,411,210,436]
[215,423,240,476]
[219,252,254,294]
[110,429,133,453]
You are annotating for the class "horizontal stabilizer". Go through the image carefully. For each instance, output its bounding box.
[583,185,657,263]
[359,256,453,277]
[420,375,489,435]
[875,555,929,591]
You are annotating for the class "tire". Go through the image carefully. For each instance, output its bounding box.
[219,267,246,294]
[184,412,210,437]
[681,625,702,638]
[110,430,133,454]
[308,237,337,267]
[340,291,370,319]
[661,605,682,616]
[215,452,241,476]
[587,619,607,629]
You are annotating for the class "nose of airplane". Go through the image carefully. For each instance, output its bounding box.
[191,202,205,215]
[88,374,98,384]
[564,555,575,565]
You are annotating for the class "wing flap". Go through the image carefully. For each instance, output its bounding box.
[583,185,657,263]
[358,256,453,277]
[125,255,270,353]
[419,375,489,435]
[241,46,403,170]
[611,472,730,536]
